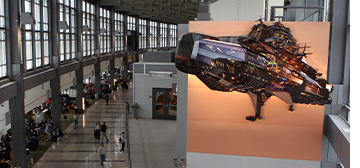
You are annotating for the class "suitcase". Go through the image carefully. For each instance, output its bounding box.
[94,130,100,139]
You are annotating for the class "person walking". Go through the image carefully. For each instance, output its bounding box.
[94,121,101,140]
[73,112,79,129]
[105,94,110,105]
[98,143,106,167]
[45,124,54,141]
[100,122,109,142]
[119,132,125,153]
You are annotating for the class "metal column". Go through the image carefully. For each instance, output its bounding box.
[167,23,170,50]
[6,0,27,166]
[134,15,139,63]
[94,0,101,99]
[76,0,84,108]
[157,21,160,50]
[146,19,150,49]
[322,0,350,167]
[122,13,129,80]
[109,7,115,86]
[49,0,61,128]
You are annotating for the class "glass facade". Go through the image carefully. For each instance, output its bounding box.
[0,0,5,77]
[150,21,157,48]
[160,23,167,48]
[100,7,110,54]
[21,0,50,71]
[59,0,76,62]
[82,1,95,57]
[114,13,124,52]
[0,0,178,78]
[139,19,146,49]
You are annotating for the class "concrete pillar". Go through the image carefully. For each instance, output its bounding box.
[109,7,115,86]
[322,0,350,167]
[76,0,84,108]
[167,23,170,49]
[157,21,160,49]
[134,15,139,62]
[94,0,101,98]
[122,13,129,80]
[6,0,27,167]
[49,0,61,128]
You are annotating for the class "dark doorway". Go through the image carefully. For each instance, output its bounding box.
[152,88,177,120]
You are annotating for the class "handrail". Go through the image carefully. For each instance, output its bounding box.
[270,6,324,22]
[301,9,322,22]
[124,102,131,168]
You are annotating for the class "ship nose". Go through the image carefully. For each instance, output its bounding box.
[175,33,218,75]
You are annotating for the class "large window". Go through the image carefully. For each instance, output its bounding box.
[127,16,135,31]
[100,7,110,54]
[114,13,124,52]
[82,1,95,57]
[170,24,177,47]
[22,0,50,71]
[139,19,146,49]
[160,23,167,48]
[0,0,5,77]
[149,21,157,48]
[59,0,76,62]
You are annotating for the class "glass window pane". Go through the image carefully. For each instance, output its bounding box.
[27,60,33,70]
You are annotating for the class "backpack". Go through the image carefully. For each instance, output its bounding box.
[119,136,124,143]
[101,125,106,132]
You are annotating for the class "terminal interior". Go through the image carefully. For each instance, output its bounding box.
[0,0,350,168]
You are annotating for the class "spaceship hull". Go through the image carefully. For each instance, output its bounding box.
[176,33,331,106]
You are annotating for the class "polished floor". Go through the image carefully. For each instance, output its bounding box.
[34,88,133,168]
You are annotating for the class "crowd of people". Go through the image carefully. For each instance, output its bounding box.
[0,129,12,162]
[0,69,132,167]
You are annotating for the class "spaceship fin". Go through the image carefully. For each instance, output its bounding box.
[248,91,260,117]
[267,90,294,111]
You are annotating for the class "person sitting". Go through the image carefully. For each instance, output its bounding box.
[75,107,84,114]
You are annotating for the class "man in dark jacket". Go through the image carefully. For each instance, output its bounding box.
[105,94,110,105]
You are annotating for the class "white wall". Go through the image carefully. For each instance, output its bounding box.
[24,81,50,113]
[0,100,10,130]
[83,65,94,80]
[60,71,76,91]
[210,0,265,21]
[133,63,178,118]
[267,0,284,21]
[115,57,123,67]
[101,60,110,73]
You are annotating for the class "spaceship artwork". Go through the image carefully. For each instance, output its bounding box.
[175,21,333,121]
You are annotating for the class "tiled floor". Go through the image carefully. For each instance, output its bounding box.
[33,88,132,168]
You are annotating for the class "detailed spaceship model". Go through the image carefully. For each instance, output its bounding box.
[175,20,333,121]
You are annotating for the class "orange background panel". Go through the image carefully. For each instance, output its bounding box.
[186,21,330,161]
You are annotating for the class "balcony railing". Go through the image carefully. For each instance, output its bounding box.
[270,6,324,22]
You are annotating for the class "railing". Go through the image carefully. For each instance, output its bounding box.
[124,102,131,168]
[173,156,186,168]
[270,6,324,22]
[123,102,139,168]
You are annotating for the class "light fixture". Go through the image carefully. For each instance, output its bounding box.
[59,21,69,30]
[100,28,106,34]
[21,12,36,25]
[82,25,90,32]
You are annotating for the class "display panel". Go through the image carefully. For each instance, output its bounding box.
[176,21,332,121]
